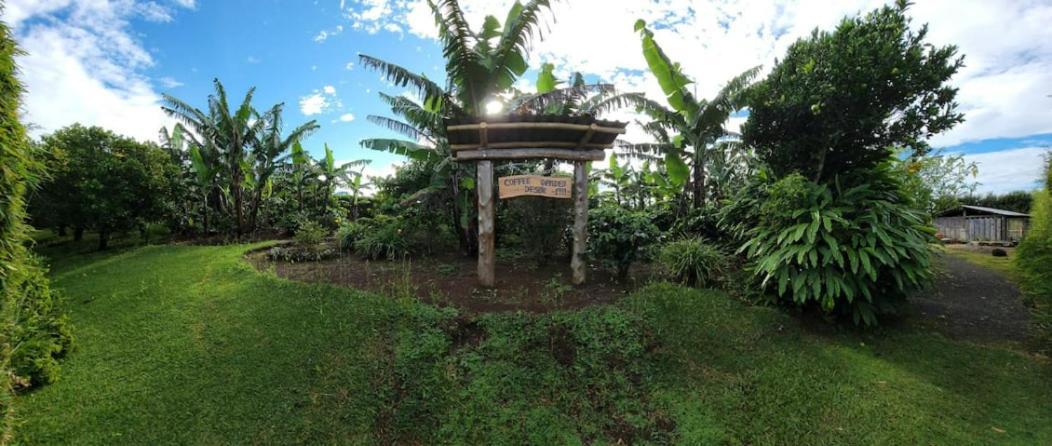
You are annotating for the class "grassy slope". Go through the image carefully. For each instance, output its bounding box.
[15,244,1052,445]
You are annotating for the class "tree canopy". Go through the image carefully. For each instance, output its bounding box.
[743,0,964,183]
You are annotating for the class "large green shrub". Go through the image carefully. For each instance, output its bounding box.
[738,171,934,325]
[1016,156,1052,353]
[587,206,660,279]
[0,13,73,441]
[657,239,726,288]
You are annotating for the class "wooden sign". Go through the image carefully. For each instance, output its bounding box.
[498,175,572,199]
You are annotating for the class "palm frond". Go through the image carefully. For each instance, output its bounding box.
[377,93,444,132]
[367,115,432,142]
[360,138,437,161]
[579,92,647,116]
[359,54,450,110]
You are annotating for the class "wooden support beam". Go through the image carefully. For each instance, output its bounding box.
[455,148,606,161]
[571,161,589,285]
[447,121,628,134]
[477,160,495,287]
[451,141,614,151]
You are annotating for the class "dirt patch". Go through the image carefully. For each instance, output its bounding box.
[248,250,653,314]
[910,251,1031,344]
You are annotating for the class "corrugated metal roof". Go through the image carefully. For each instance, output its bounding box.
[959,205,1030,217]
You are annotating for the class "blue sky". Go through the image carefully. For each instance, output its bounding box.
[5,0,1052,193]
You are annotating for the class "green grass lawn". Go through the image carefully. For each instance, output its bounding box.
[14,243,1052,445]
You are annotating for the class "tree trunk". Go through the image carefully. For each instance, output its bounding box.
[73,227,84,241]
[232,167,244,239]
[57,225,67,237]
[202,192,210,236]
[98,229,109,251]
[692,151,706,209]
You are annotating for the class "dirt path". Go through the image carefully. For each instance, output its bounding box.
[911,254,1031,344]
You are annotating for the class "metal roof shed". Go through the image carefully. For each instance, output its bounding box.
[935,205,1031,244]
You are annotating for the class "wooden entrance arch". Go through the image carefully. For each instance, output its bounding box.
[446,115,628,287]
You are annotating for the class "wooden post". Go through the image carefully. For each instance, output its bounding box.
[477,160,495,287]
[571,161,589,285]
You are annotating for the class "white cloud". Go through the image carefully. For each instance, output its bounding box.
[314,24,344,43]
[338,113,355,122]
[246,55,261,64]
[345,0,1052,148]
[300,85,342,116]
[3,0,195,142]
[959,147,1048,194]
[299,93,330,116]
[345,61,355,70]
[157,76,183,89]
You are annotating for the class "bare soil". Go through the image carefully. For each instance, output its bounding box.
[248,248,654,314]
[910,251,1032,344]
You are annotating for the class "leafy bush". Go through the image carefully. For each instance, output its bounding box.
[354,215,411,260]
[293,220,329,246]
[1,16,73,439]
[588,206,660,279]
[1016,157,1052,353]
[738,171,935,326]
[337,221,368,251]
[657,239,726,288]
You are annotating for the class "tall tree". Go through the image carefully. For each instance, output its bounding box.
[359,0,556,254]
[35,125,175,250]
[631,20,759,209]
[743,0,964,183]
[249,103,319,230]
[162,79,266,237]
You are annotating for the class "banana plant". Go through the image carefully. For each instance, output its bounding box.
[360,0,554,117]
[316,143,371,217]
[629,20,760,209]
[162,79,268,236]
[248,103,319,231]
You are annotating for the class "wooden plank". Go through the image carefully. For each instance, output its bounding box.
[447,122,628,134]
[451,142,614,151]
[477,161,495,287]
[454,148,607,161]
[498,175,572,199]
[571,161,589,285]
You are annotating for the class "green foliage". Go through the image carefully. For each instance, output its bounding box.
[293,220,329,246]
[1015,156,1052,353]
[738,171,935,326]
[498,196,571,265]
[0,15,72,442]
[744,2,963,183]
[587,205,660,279]
[33,125,178,250]
[657,239,726,288]
[161,79,321,237]
[336,221,368,251]
[354,216,412,260]
[629,20,760,208]
[896,149,978,215]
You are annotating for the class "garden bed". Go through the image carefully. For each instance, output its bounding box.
[248,250,655,313]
